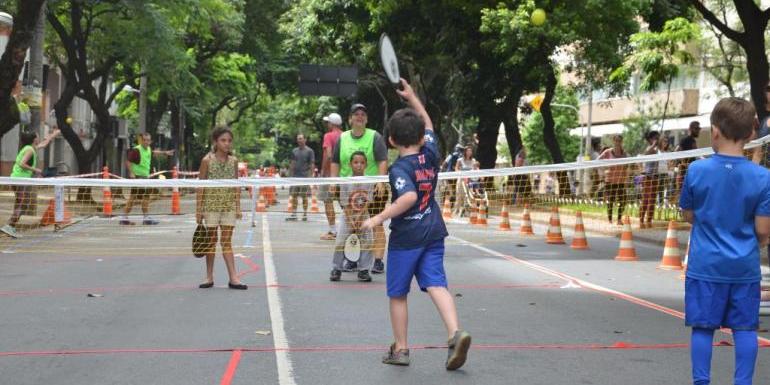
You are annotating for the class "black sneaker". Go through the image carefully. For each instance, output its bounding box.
[382,343,410,366]
[342,259,358,272]
[329,269,342,281]
[301,214,308,222]
[371,259,385,274]
[285,216,297,222]
[445,330,471,370]
[357,270,372,282]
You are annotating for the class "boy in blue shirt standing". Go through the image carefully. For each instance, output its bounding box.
[363,78,470,370]
[680,97,770,385]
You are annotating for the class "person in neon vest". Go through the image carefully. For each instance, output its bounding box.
[1,128,61,238]
[331,103,389,273]
[120,132,174,226]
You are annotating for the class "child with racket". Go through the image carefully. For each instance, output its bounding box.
[363,78,470,370]
[330,151,374,282]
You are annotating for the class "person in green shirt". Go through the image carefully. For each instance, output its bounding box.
[120,132,174,226]
[1,128,61,238]
[330,103,389,274]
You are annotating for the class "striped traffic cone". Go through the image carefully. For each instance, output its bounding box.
[469,200,479,225]
[570,211,589,250]
[477,200,488,226]
[546,206,565,244]
[310,191,320,213]
[499,204,512,231]
[614,216,638,261]
[256,193,267,213]
[102,166,112,217]
[520,204,534,235]
[658,221,683,270]
[442,197,453,220]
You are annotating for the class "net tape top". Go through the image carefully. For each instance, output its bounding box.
[3,136,768,188]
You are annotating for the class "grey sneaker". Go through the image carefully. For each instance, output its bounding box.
[0,225,20,238]
[382,343,410,366]
[329,269,341,282]
[445,330,471,370]
[357,270,372,282]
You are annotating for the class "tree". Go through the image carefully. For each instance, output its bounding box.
[689,0,770,119]
[610,17,700,128]
[698,0,748,97]
[521,86,579,165]
[0,0,47,136]
[46,0,184,177]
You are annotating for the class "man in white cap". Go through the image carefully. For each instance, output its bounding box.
[319,112,344,240]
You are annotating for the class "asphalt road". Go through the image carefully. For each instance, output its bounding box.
[0,199,768,384]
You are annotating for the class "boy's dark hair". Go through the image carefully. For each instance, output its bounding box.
[19,131,37,148]
[349,150,367,163]
[710,97,756,141]
[386,108,425,147]
[645,130,660,141]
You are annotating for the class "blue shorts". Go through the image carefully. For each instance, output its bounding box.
[386,239,448,298]
[685,278,760,331]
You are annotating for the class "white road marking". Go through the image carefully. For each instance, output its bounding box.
[262,214,297,385]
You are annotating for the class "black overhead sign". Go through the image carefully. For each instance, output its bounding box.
[298,64,358,97]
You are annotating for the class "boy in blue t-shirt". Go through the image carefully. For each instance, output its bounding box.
[680,97,770,385]
[363,78,470,370]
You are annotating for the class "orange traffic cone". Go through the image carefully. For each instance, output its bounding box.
[614,216,638,261]
[658,221,683,270]
[469,200,478,225]
[40,199,72,226]
[442,197,453,220]
[546,206,565,244]
[499,204,512,231]
[171,166,181,215]
[101,166,112,217]
[256,193,267,213]
[477,200,488,226]
[571,211,589,250]
[310,191,320,213]
[520,204,534,235]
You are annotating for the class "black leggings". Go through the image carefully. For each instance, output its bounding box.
[605,183,627,223]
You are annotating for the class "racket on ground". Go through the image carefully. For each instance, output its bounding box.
[379,33,400,85]
[343,233,361,263]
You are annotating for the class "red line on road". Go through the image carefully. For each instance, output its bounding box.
[219,350,242,385]
[2,341,766,358]
[0,282,559,297]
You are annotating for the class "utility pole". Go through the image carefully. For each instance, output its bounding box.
[27,2,45,133]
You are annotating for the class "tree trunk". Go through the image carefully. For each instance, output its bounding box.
[541,66,563,164]
[660,76,672,129]
[475,100,500,169]
[540,65,570,196]
[742,37,769,120]
[503,88,523,161]
[27,1,46,133]
[0,0,47,137]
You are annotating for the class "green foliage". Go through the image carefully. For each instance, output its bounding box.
[610,17,700,92]
[521,87,580,165]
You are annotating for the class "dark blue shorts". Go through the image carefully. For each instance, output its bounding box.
[684,277,760,331]
[386,239,448,298]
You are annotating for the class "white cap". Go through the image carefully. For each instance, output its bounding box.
[323,113,342,126]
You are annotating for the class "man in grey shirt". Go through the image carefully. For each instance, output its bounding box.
[287,133,315,221]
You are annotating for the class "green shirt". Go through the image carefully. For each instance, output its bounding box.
[11,145,36,178]
[338,129,378,177]
[130,145,152,177]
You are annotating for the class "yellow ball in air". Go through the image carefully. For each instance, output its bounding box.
[531,9,546,26]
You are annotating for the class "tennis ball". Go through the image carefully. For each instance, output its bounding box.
[65,117,73,125]
[531,8,546,26]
